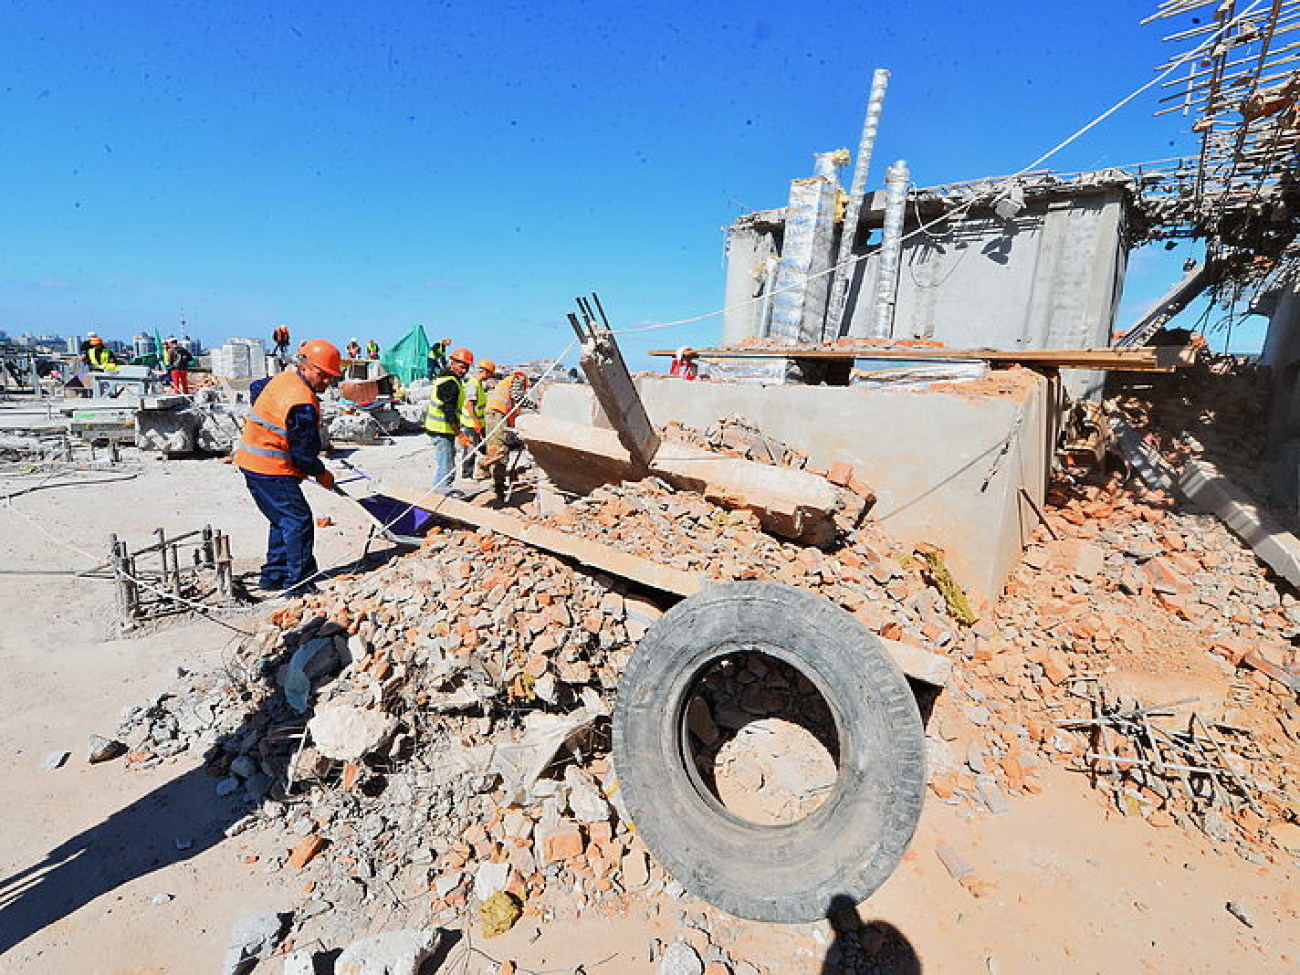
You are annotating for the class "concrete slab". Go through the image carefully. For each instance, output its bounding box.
[517,414,863,546]
[1179,459,1300,589]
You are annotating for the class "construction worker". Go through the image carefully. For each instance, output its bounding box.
[424,346,473,495]
[234,339,341,595]
[345,338,362,359]
[164,336,193,393]
[79,331,99,364]
[459,358,496,478]
[365,338,380,360]
[427,336,451,378]
[271,325,291,369]
[481,370,530,502]
[85,336,118,370]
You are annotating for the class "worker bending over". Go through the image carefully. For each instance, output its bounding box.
[234,339,341,594]
[424,346,473,494]
[427,336,451,378]
[459,358,496,478]
[481,370,529,502]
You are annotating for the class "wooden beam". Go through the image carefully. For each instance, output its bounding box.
[371,482,949,686]
[377,482,705,598]
[648,345,1184,373]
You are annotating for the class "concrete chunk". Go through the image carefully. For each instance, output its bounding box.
[307,704,398,762]
[334,928,441,975]
[221,912,287,975]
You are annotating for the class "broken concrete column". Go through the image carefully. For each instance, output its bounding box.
[517,414,866,546]
[769,173,841,347]
[577,326,661,470]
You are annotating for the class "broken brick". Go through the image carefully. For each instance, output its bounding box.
[288,834,328,869]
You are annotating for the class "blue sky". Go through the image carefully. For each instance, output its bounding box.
[0,1,1260,366]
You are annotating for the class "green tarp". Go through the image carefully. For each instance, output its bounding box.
[379,323,431,384]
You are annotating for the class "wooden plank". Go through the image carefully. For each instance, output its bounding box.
[378,483,705,598]
[649,345,1177,372]
[374,482,949,686]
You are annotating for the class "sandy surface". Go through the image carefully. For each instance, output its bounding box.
[1,436,1296,974]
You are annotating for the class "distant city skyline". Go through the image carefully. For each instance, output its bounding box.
[0,3,1269,368]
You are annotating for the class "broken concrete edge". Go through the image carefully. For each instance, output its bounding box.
[372,482,949,687]
[1114,421,1300,590]
[1178,459,1300,591]
[517,413,862,546]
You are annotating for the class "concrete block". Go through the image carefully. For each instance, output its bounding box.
[1179,459,1300,588]
[135,408,198,455]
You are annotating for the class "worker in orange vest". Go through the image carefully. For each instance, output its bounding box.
[234,339,341,595]
[480,370,530,502]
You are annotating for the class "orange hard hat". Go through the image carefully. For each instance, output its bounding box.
[90,336,104,346]
[449,347,474,366]
[301,338,343,377]
[442,337,452,345]
[477,358,497,376]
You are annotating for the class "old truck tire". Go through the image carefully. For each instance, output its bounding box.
[613,581,926,923]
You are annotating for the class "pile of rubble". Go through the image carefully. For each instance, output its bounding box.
[108,435,1298,968]
[928,475,1300,862]
[661,417,812,471]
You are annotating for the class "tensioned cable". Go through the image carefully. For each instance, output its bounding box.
[608,6,1263,340]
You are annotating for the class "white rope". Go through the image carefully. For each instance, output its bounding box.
[608,9,1257,340]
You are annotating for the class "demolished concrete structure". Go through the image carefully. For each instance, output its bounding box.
[724,169,1139,398]
[539,372,1053,605]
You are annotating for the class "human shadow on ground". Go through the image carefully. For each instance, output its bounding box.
[820,894,921,975]
[0,764,234,956]
[0,625,313,958]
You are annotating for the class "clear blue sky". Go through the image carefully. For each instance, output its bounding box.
[0,1,1256,366]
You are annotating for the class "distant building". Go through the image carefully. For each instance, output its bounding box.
[132,333,153,358]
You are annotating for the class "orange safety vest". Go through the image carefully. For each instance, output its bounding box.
[485,373,528,427]
[233,371,319,477]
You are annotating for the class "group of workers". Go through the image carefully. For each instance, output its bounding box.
[423,340,530,501]
[344,338,381,360]
[233,336,531,597]
[80,332,195,394]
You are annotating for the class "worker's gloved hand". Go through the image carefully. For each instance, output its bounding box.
[457,431,471,448]
[316,470,336,490]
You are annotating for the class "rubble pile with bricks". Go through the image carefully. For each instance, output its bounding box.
[106,416,1298,971]
[925,474,1300,877]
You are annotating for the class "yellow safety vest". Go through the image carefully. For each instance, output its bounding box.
[460,376,486,432]
[424,374,464,436]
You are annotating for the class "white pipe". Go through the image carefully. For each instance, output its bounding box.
[869,160,910,339]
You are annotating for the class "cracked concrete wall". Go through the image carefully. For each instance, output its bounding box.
[541,374,1055,605]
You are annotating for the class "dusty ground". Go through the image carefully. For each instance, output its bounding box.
[1,426,1297,974]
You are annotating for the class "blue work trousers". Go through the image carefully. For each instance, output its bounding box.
[243,472,317,589]
[429,432,456,494]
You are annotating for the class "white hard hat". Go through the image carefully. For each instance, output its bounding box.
[166,335,177,342]
[87,331,98,337]
[349,337,358,344]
